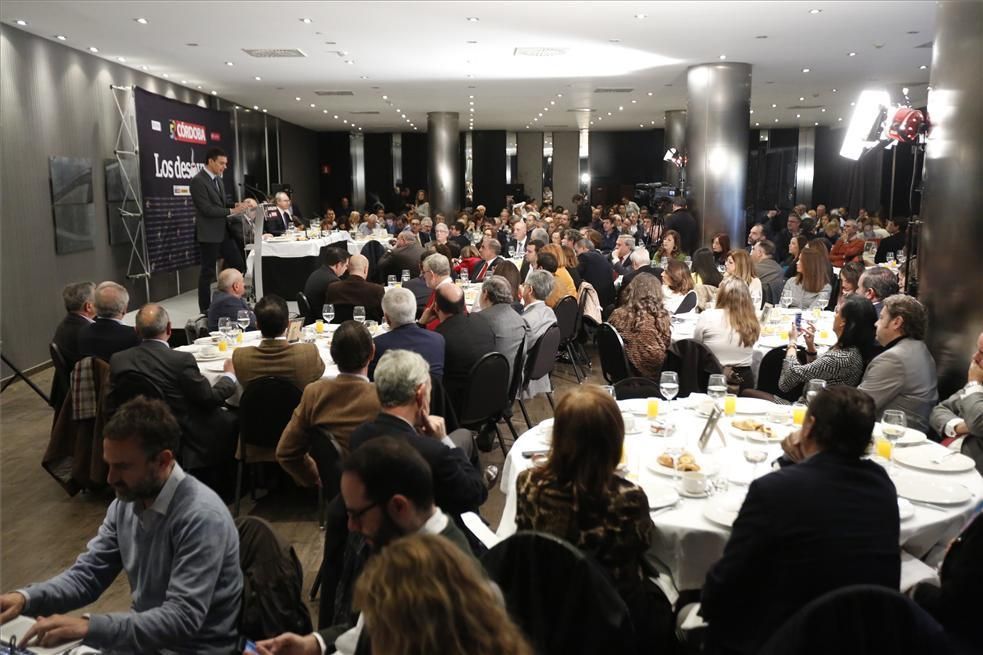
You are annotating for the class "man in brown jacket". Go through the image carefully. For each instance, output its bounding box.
[276,321,381,487]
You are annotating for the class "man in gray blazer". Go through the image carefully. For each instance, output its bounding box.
[520,270,558,399]
[190,147,246,313]
[858,295,938,433]
[751,240,785,304]
[478,275,530,381]
[930,330,983,472]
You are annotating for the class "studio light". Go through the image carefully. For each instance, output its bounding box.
[839,89,891,160]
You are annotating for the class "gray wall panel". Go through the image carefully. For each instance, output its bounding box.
[551,131,580,212]
[517,131,544,202]
[277,120,320,221]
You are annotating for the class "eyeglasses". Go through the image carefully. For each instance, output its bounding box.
[345,502,378,522]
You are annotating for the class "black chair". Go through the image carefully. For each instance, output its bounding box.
[595,322,633,384]
[572,289,594,370]
[761,282,776,307]
[613,376,662,400]
[309,427,344,528]
[518,326,563,428]
[757,585,952,655]
[674,290,698,314]
[553,295,584,383]
[234,376,303,516]
[109,370,165,405]
[665,338,724,396]
[184,315,209,345]
[457,352,520,456]
[826,275,841,311]
[48,342,72,410]
[296,292,312,325]
[756,345,806,402]
[482,531,637,655]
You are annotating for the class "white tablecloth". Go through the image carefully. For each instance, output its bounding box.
[245,233,394,279]
[498,397,983,591]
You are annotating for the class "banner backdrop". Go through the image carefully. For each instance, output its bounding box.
[134,87,234,273]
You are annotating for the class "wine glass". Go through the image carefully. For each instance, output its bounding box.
[887,251,895,264]
[663,423,684,484]
[322,303,335,324]
[353,306,367,323]
[600,385,616,398]
[660,371,679,414]
[401,269,411,284]
[744,446,769,480]
[780,289,794,310]
[707,374,727,404]
[816,290,831,312]
[804,379,827,405]
[236,310,251,331]
[387,275,396,288]
[508,245,516,258]
[881,409,907,471]
[751,290,763,311]
[217,316,232,339]
[460,269,470,286]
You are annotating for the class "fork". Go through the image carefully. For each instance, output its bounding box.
[931,450,959,465]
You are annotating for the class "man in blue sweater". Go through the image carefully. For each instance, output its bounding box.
[0,397,242,654]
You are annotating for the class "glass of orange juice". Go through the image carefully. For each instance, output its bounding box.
[792,402,807,426]
[647,398,660,419]
[875,437,893,461]
[723,394,737,417]
[217,337,228,352]
[315,319,324,333]
[235,330,244,344]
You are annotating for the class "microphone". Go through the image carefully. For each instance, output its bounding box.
[238,181,269,201]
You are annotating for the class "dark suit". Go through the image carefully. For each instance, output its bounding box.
[434,313,496,416]
[378,242,425,280]
[369,323,445,379]
[875,232,907,264]
[77,317,140,362]
[471,256,504,283]
[577,250,617,308]
[701,451,901,655]
[207,291,256,332]
[450,234,472,250]
[666,209,698,255]
[324,276,386,322]
[350,412,486,516]
[402,276,432,315]
[613,253,632,276]
[109,341,238,469]
[263,209,296,236]
[50,313,91,408]
[190,169,244,312]
[302,267,341,324]
[418,231,433,246]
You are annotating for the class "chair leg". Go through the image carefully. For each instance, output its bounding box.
[495,423,507,456]
[566,344,583,383]
[518,398,532,428]
[233,459,244,517]
[309,556,326,600]
[546,391,555,411]
[317,486,325,530]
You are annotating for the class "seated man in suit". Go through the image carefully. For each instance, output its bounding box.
[519,238,544,281]
[401,251,434,316]
[433,284,496,417]
[231,294,324,390]
[78,281,140,362]
[276,321,381,486]
[508,219,528,258]
[858,266,899,316]
[264,192,304,235]
[371,288,445,380]
[378,231,425,281]
[520,270,559,399]
[417,253,456,330]
[612,235,635,276]
[751,240,785,304]
[479,275,530,383]
[575,238,617,308]
[303,246,349,324]
[351,349,486,516]
[50,281,96,408]
[859,294,938,433]
[621,248,660,293]
[206,268,256,331]
[930,329,983,473]
[471,236,504,283]
[324,254,385,323]
[702,386,900,655]
[108,304,237,478]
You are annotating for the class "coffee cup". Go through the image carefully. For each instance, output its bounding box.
[681,471,709,495]
[201,345,219,358]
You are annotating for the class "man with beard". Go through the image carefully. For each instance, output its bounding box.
[253,437,473,655]
[0,397,241,654]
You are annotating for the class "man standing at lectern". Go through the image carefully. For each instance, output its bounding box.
[191,147,246,313]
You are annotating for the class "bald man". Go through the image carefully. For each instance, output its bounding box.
[323,254,386,323]
[207,268,256,331]
[78,281,140,361]
[433,283,496,417]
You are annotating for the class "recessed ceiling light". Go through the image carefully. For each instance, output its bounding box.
[161,73,169,78]
[557,93,562,98]
[771,103,777,108]
[630,99,636,104]
[809,8,822,14]
[648,91,653,96]
[796,113,801,118]
[300,17,312,23]
[607,112,612,116]
[343,119,348,124]
[466,17,479,22]
[55,35,67,41]
[253,105,259,110]
[755,122,760,126]
[117,57,126,62]
[801,68,811,73]
[88,46,99,52]
[814,121,819,126]
[590,121,594,125]
[774,118,779,123]
[396,108,400,112]
[225,61,234,66]
[211,90,217,95]
[295,96,301,101]
[469,101,474,105]
[618,106,623,111]
[360,75,368,79]
[345,60,354,65]
[821,108,826,112]
[640,124,645,128]
[14,20,27,26]
[533,117,538,121]
[799,96,805,101]
[254,76,262,80]
[310,103,316,108]
[838,117,843,121]
[848,52,856,57]
[832,88,838,93]
[181,79,188,84]
[850,101,856,106]
[719,54,727,60]
[651,120,655,125]
[135,17,149,25]
[544,107,549,112]
[538,112,542,117]
[919,65,927,70]
[333,115,339,119]
[550,100,556,105]
[749,109,754,114]
[140,65,148,70]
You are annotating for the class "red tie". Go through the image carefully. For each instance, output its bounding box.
[476,261,489,281]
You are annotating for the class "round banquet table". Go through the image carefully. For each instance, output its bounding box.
[498,395,983,592]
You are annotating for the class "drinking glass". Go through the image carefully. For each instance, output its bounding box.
[508,246,516,258]
[804,379,827,405]
[896,253,907,266]
[217,317,232,338]
[684,256,693,270]
[887,252,895,263]
[663,424,684,483]
[647,397,660,420]
[723,393,737,417]
[460,269,470,286]
[817,290,831,311]
[751,290,763,310]
[401,269,411,284]
[600,385,616,398]
[236,310,251,331]
[707,374,727,403]
[353,306,367,323]
[780,290,794,310]
[744,446,769,479]
[791,402,808,426]
[881,410,907,470]
[387,275,396,288]
[660,371,679,414]
[322,304,335,323]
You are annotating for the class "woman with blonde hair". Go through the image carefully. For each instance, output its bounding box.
[354,533,534,655]
[608,274,672,377]
[724,249,763,307]
[694,277,761,388]
[780,247,832,308]
[539,244,577,307]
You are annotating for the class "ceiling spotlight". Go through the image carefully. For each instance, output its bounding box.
[310,103,316,108]
[254,76,262,80]
[396,108,400,112]
[334,115,339,119]
[647,91,653,96]
[796,113,801,118]
[848,52,856,57]
[295,96,301,101]
[771,103,777,108]
[88,46,99,52]
[550,100,556,105]
[755,122,760,126]
[344,60,354,65]
[850,101,856,106]
[140,65,149,70]
[838,117,843,121]
[14,19,27,26]
[809,8,822,14]
[181,79,188,84]
[557,93,563,98]
[618,106,623,111]
[197,85,202,89]
[750,109,754,114]
[161,73,169,78]
[211,90,217,95]
[590,121,594,125]
[117,56,126,62]
[640,124,645,128]
[832,88,838,93]
[135,17,149,24]
[55,35,67,41]
[919,65,927,70]
[774,118,779,123]
[802,68,811,73]
[544,107,549,111]
[382,95,388,99]
[300,17,312,23]
[631,99,637,104]
[719,54,727,60]
[814,122,819,126]
[466,16,479,22]
[469,101,474,105]
[650,120,655,125]
[799,96,805,101]
[634,13,647,19]
[225,61,234,66]
[533,117,538,121]
[343,119,348,124]
[253,105,259,110]
[821,107,827,112]
[538,112,542,117]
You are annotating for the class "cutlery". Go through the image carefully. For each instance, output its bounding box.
[930,450,959,465]
[651,503,680,516]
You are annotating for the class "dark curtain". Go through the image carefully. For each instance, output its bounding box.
[472,130,506,211]
[400,132,428,198]
[364,133,393,211]
[317,132,352,215]
[588,130,664,206]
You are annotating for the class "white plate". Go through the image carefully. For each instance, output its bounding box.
[897,498,914,521]
[758,335,789,349]
[872,423,928,446]
[735,398,774,416]
[703,496,745,528]
[618,399,649,416]
[894,475,972,505]
[637,480,680,509]
[648,455,719,478]
[195,336,218,345]
[201,361,228,373]
[731,425,789,443]
[196,353,227,362]
[892,445,976,473]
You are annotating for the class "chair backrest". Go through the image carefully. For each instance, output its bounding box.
[296,292,312,325]
[667,338,723,396]
[194,314,210,338]
[508,337,526,404]
[308,426,344,500]
[757,585,951,655]
[756,345,804,401]
[330,303,355,324]
[553,295,579,343]
[482,531,637,655]
[595,322,633,384]
[826,275,841,311]
[428,373,459,432]
[457,352,511,428]
[613,376,662,400]
[239,376,303,448]
[111,370,165,405]
[761,282,776,307]
[674,290,698,315]
[524,325,563,384]
[573,288,589,336]
[184,320,198,346]
[49,342,71,377]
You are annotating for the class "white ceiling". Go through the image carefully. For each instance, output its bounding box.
[1,1,936,132]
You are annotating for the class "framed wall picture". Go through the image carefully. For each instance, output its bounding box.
[49,156,95,254]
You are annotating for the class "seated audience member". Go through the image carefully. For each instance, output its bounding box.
[723,249,763,306]
[109,305,237,472]
[875,216,909,263]
[821,218,842,251]
[608,275,671,378]
[401,251,435,314]
[538,250,576,309]
[559,244,584,289]
[471,236,505,283]
[711,232,730,266]
[780,247,832,308]
[694,278,761,388]
[265,191,303,235]
[456,244,482,278]
[520,270,559,398]
[276,322,381,485]
[829,218,866,267]
[350,350,486,515]
[207,268,256,331]
[433,284,496,414]
[324,254,385,322]
[370,287,444,379]
[781,235,808,280]
[702,387,900,655]
[449,221,472,250]
[77,281,140,361]
[417,253,456,330]
[929,329,983,472]
[858,265,899,315]
[654,229,687,263]
[859,295,939,432]
[356,212,379,236]
[612,235,635,275]
[691,246,723,287]
[50,281,96,408]
[746,223,765,250]
[492,259,523,304]
[479,275,530,379]
[302,247,349,324]
[378,230,423,280]
[751,240,784,304]
[837,260,866,309]
[231,295,324,389]
[660,259,697,314]
[0,397,241,654]
[599,216,620,252]
[621,248,659,292]
[575,238,617,308]
[519,238,543,280]
[255,437,476,655]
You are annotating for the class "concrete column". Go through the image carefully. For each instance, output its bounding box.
[796,126,816,208]
[685,62,751,250]
[664,109,686,187]
[517,131,544,202]
[919,0,983,396]
[427,112,461,216]
[349,132,366,210]
[551,131,580,212]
